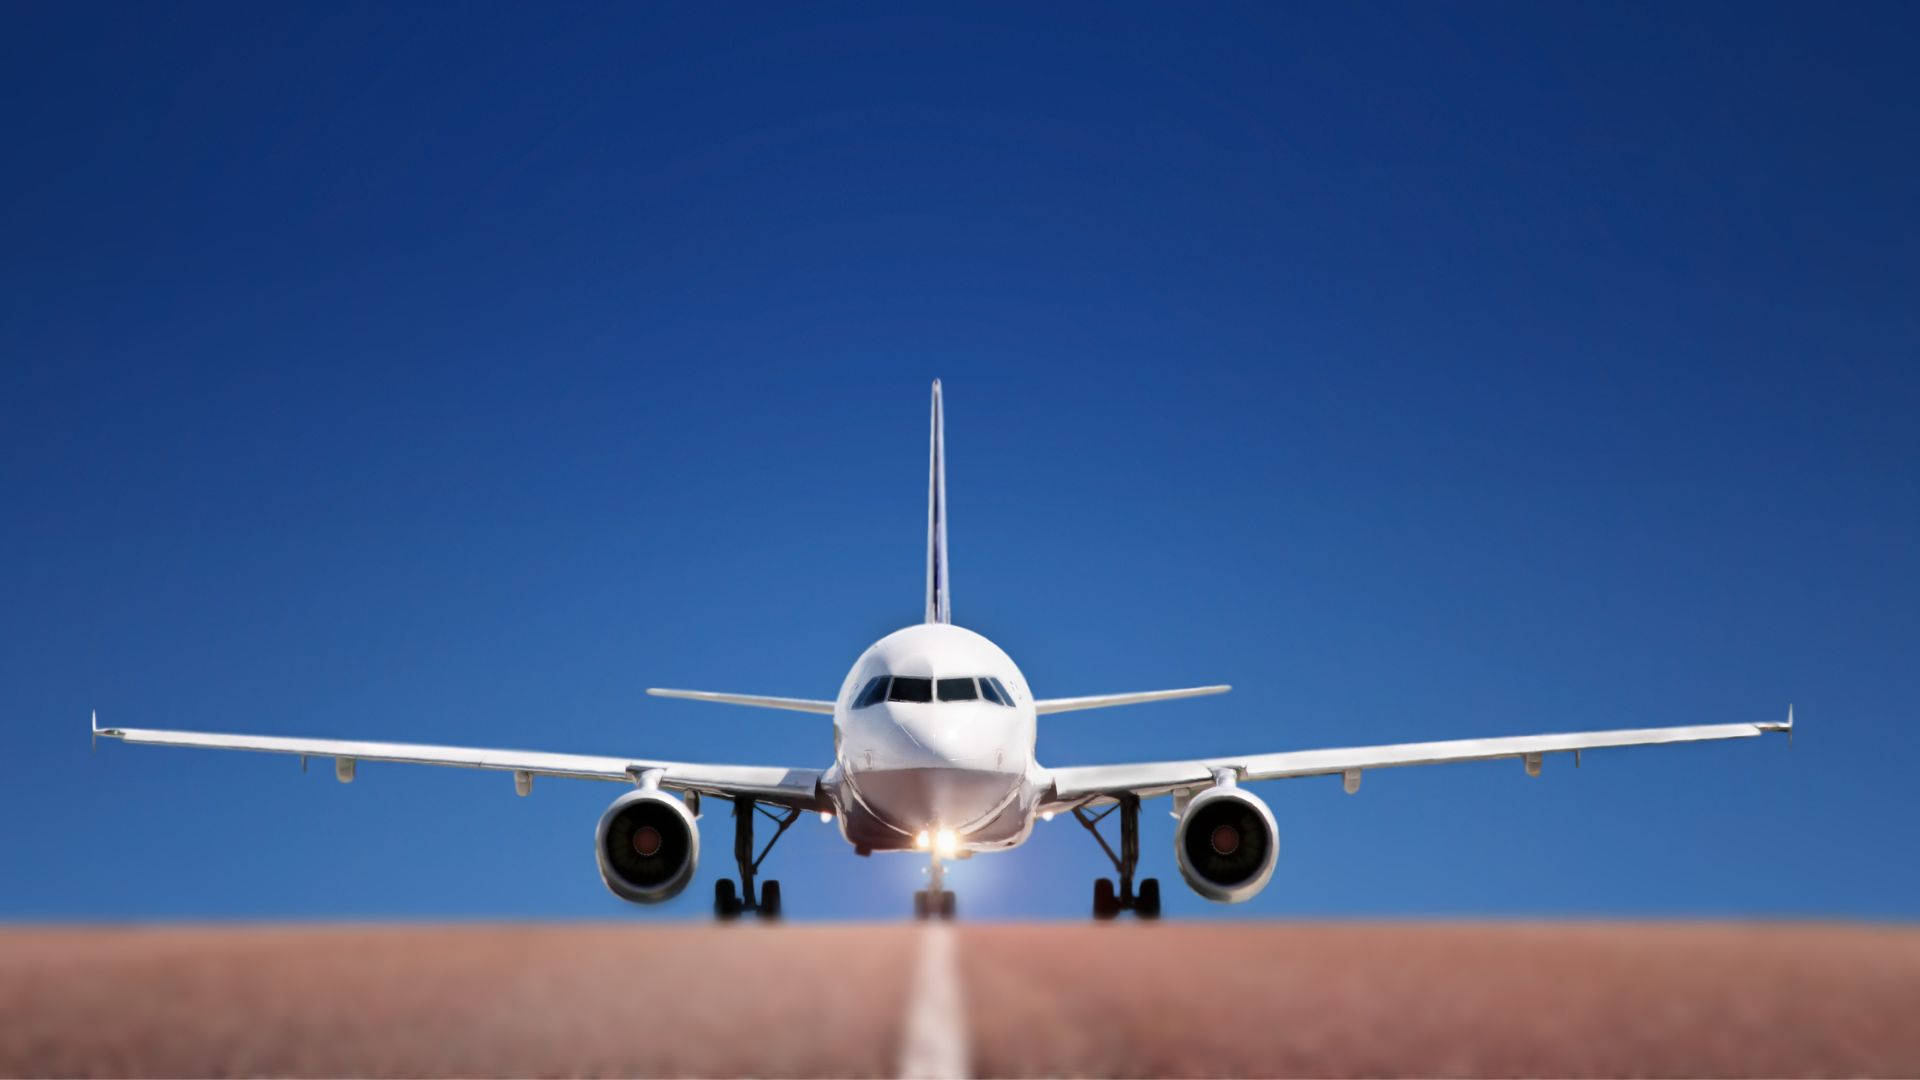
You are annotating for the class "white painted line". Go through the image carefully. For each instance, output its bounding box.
[898,923,970,1079]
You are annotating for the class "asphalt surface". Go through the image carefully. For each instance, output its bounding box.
[4,922,1917,1077]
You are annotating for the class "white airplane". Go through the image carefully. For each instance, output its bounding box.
[95,381,1792,920]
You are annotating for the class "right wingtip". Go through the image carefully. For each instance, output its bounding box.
[89,709,118,750]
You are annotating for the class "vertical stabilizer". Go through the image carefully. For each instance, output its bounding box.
[925,379,952,624]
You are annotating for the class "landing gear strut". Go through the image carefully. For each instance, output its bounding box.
[1072,793,1161,919]
[914,849,957,920]
[714,797,801,921]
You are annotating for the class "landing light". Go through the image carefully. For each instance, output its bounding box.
[914,829,931,850]
[935,829,959,858]
[819,810,834,823]
[1040,811,1054,822]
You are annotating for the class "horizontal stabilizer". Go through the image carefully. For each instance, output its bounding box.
[1034,684,1231,715]
[645,688,836,715]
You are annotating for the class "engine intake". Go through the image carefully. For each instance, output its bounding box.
[1174,784,1278,903]
[595,789,698,904]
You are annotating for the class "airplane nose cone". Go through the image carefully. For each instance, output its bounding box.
[848,765,1017,834]
[846,701,1021,833]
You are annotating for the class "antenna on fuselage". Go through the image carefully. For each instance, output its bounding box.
[925,379,952,625]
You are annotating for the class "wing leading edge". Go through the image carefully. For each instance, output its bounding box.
[1034,684,1231,715]
[1044,707,1794,807]
[644,688,835,715]
[91,713,825,808]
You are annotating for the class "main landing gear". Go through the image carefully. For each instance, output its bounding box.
[714,797,801,921]
[1072,792,1161,920]
[914,847,957,921]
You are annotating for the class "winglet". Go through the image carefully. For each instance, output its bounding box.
[1762,702,1794,743]
[90,709,123,750]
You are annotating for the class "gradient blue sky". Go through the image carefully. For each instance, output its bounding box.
[4,4,1915,921]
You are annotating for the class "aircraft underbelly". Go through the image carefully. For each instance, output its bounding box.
[854,763,1010,828]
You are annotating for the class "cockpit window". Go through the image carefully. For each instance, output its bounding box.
[936,677,978,702]
[888,676,933,703]
[853,676,890,708]
[865,674,1011,706]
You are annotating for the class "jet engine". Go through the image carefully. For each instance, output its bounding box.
[1174,783,1278,903]
[595,789,698,904]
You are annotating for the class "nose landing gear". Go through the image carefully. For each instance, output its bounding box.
[1072,792,1161,919]
[713,797,801,920]
[914,850,957,920]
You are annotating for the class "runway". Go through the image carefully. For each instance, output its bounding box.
[4,922,1917,1077]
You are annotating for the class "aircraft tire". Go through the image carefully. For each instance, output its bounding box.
[1136,877,1162,919]
[757,880,782,919]
[1093,878,1119,919]
[938,890,956,920]
[715,878,741,919]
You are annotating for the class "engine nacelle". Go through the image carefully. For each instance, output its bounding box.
[1174,783,1279,903]
[595,789,698,904]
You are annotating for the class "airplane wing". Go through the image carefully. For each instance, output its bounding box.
[645,688,836,715]
[92,713,826,808]
[1042,708,1794,808]
[1034,685,1231,715]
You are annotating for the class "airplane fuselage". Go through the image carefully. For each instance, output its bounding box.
[824,623,1043,853]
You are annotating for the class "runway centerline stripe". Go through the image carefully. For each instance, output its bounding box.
[899,924,970,1079]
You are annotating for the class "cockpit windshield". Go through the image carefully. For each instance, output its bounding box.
[979,676,1012,706]
[851,675,1016,708]
[853,676,889,708]
[888,676,933,703]
[936,677,978,702]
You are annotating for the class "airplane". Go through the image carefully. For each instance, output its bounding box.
[94,380,1793,920]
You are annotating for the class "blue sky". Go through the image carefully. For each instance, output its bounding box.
[3,3,1915,920]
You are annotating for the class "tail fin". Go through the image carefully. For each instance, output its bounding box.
[925,379,951,624]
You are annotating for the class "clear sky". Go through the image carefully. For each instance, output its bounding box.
[3,3,1915,921]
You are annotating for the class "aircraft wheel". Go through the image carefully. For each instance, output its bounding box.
[938,890,957,921]
[1136,878,1162,919]
[757,880,783,920]
[1093,877,1119,920]
[715,878,742,920]
[913,890,931,920]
